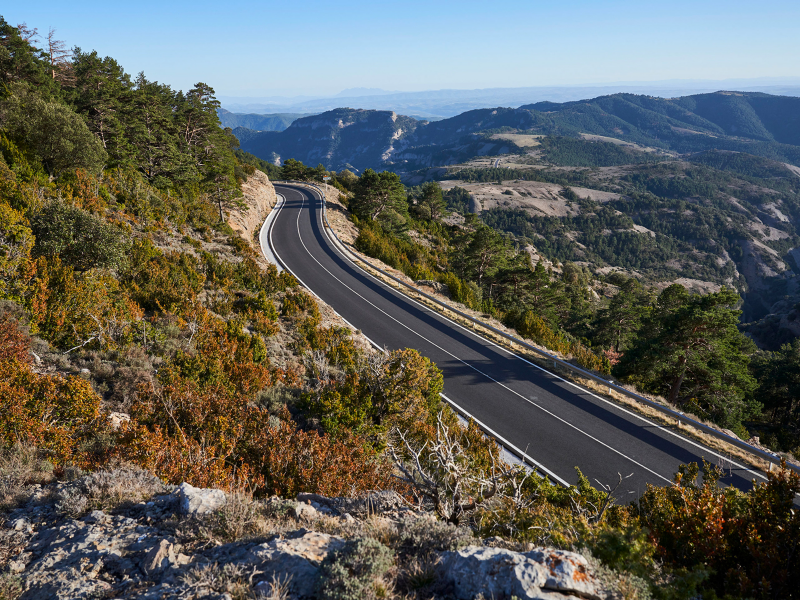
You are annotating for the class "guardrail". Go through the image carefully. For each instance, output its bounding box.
[273,180,798,476]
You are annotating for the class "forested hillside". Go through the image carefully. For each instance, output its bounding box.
[235,91,800,174]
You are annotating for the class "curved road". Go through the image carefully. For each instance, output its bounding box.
[266,183,764,498]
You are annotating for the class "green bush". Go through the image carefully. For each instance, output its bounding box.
[398,517,473,557]
[30,200,129,272]
[316,537,394,600]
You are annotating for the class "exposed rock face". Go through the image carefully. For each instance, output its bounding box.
[13,510,175,600]
[241,530,346,597]
[177,482,226,516]
[441,546,603,600]
[228,169,277,250]
[296,489,407,517]
[4,479,611,600]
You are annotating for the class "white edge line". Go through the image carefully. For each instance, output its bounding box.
[268,184,769,490]
[440,393,571,486]
[260,195,284,272]
[298,184,769,484]
[267,187,571,486]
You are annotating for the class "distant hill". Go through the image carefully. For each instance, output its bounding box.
[235,108,421,172]
[216,109,311,132]
[234,91,800,173]
[220,81,800,120]
[520,92,800,152]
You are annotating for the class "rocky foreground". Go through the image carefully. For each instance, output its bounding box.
[1,466,613,600]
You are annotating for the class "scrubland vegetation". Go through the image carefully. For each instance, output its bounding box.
[1,17,800,600]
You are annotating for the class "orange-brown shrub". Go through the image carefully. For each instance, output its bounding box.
[638,461,800,599]
[123,376,393,496]
[0,318,105,467]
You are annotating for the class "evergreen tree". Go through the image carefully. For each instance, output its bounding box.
[526,260,562,325]
[280,158,308,180]
[617,285,758,425]
[456,226,509,290]
[495,253,535,312]
[71,49,133,164]
[0,84,107,176]
[416,181,446,221]
[0,18,59,97]
[560,262,594,338]
[751,338,800,428]
[350,168,408,231]
[126,74,183,186]
[594,278,652,352]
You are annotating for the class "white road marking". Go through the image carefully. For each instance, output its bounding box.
[279,187,673,486]
[300,187,769,485]
[268,194,385,352]
[439,393,570,486]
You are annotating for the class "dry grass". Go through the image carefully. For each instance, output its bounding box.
[180,562,263,600]
[56,463,169,518]
[202,492,276,543]
[489,133,544,147]
[0,445,55,510]
[0,574,22,600]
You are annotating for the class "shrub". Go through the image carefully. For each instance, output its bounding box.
[0,574,22,600]
[354,222,438,281]
[0,200,33,301]
[0,317,105,466]
[56,464,168,518]
[205,492,271,542]
[637,461,800,599]
[511,309,609,373]
[124,244,205,313]
[397,516,473,557]
[180,563,260,600]
[440,271,480,309]
[29,256,142,350]
[316,537,394,600]
[30,200,129,272]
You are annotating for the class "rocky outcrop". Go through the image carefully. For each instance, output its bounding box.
[177,482,226,516]
[3,479,612,600]
[228,169,277,249]
[441,546,604,600]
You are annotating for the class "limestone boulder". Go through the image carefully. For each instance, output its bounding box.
[176,482,226,516]
[440,545,604,600]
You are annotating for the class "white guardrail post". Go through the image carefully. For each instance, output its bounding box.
[272,180,798,476]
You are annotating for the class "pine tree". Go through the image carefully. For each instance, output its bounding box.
[417,181,445,221]
[617,285,758,425]
[594,277,652,352]
[458,226,509,290]
[350,169,408,232]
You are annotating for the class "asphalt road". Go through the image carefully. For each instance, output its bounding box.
[266,183,765,498]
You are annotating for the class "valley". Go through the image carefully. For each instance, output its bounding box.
[232,96,800,350]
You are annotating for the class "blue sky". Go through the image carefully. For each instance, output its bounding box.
[5,0,799,97]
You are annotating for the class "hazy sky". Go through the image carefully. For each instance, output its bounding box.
[6,0,799,97]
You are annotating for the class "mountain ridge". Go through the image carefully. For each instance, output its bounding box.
[234,91,800,173]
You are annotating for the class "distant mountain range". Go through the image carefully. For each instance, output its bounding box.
[233,91,800,173]
[217,109,312,132]
[219,80,800,120]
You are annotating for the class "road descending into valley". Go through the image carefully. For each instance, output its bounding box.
[266,183,765,498]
